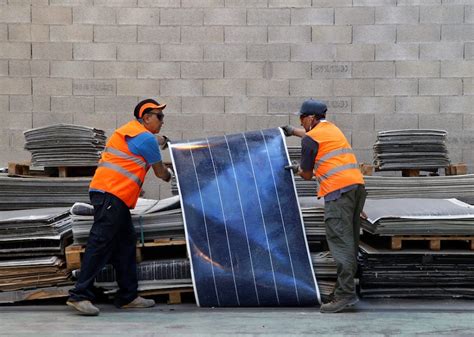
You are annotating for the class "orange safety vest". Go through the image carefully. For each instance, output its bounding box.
[90,120,151,209]
[306,121,364,198]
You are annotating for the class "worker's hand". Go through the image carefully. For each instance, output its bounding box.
[280,125,295,137]
[360,210,368,220]
[157,135,171,150]
[284,160,300,174]
[163,167,174,183]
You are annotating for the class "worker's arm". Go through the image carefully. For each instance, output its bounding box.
[298,136,319,181]
[151,161,172,182]
[281,125,306,138]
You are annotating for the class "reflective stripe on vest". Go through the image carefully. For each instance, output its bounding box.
[317,163,360,183]
[104,146,147,169]
[98,161,144,187]
[314,148,355,170]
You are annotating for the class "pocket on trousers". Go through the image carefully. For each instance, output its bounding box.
[90,192,106,207]
[325,206,344,238]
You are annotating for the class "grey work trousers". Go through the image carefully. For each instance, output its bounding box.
[324,184,367,299]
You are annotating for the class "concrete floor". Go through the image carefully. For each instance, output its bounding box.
[1,299,474,336]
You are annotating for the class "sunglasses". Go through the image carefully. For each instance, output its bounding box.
[148,112,164,121]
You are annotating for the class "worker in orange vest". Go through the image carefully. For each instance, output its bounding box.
[282,99,367,313]
[67,99,173,316]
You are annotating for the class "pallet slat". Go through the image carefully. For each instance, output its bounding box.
[390,235,474,251]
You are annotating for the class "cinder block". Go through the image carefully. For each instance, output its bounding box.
[420,78,462,95]
[74,111,115,131]
[0,60,7,75]
[420,5,464,24]
[268,97,303,114]
[162,45,203,61]
[117,8,159,25]
[464,78,474,95]
[291,44,335,61]
[269,0,311,7]
[94,61,136,79]
[155,96,181,114]
[312,0,352,7]
[334,79,374,96]
[352,131,377,149]
[9,60,49,77]
[73,79,115,96]
[374,79,418,96]
[94,26,136,43]
[224,0,267,7]
[247,9,290,25]
[225,62,265,79]
[0,42,30,59]
[0,24,6,41]
[396,61,440,77]
[336,44,374,61]
[2,112,32,129]
[420,42,464,60]
[335,7,375,25]
[117,79,158,96]
[397,0,440,5]
[397,25,440,43]
[33,42,72,60]
[464,114,474,130]
[163,114,203,132]
[204,44,246,61]
[94,0,137,6]
[332,114,375,131]
[467,43,474,60]
[182,0,223,6]
[181,27,223,44]
[248,44,290,61]
[182,97,224,114]
[245,114,289,131]
[51,96,94,113]
[181,62,223,79]
[396,96,439,114]
[9,95,32,112]
[442,25,474,42]
[376,43,418,61]
[353,25,395,43]
[73,43,116,61]
[160,9,203,26]
[441,61,474,77]
[419,113,462,131]
[137,62,179,79]
[325,98,352,113]
[272,62,311,79]
[117,44,160,62]
[33,96,51,112]
[161,79,202,96]
[291,8,333,25]
[225,96,267,114]
[138,0,179,6]
[51,61,93,78]
[95,96,138,114]
[33,78,72,95]
[312,26,351,44]
[32,6,72,25]
[225,27,267,43]
[8,24,49,42]
[247,79,289,97]
[375,113,418,131]
[352,97,395,114]
[312,62,351,79]
[375,6,419,24]
[0,5,30,23]
[440,96,474,113]
[50,25,93,42]
[203,114,246,132]
[73,7,116,24]
[289,79,332,96]
[204,8,246,25]
[352,61,394,78]
[353,0,395,5]
[138,27,180,43]
[33,112,73,128]
[467,6,474,24]
[269,26,310,43]
[1,78,31,95]
[203,79,246,96]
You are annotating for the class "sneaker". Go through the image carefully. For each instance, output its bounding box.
[320,295,358,313]
[66,300,100,316]
[120,296,155,309]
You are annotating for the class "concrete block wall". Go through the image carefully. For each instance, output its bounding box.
[1,1,473,199]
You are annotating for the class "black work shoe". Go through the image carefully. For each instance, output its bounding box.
[320,295,358,313]
[66,300,100,316]
[120,296,155,309]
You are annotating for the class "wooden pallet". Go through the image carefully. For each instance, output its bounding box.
[138,287,194,305]
[8,162,97,178]
[391,235,474,251]
[65,239,187,270]
[0,285,72,304]
[370,163,468,177]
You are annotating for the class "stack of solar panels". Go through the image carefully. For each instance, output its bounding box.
[364,175,474,205]
[359,242,474,298]
[0,207,72,257]
[0,256,71,293]
[361,198,474,236]
[71,197,184,245]
[299,197,326,242]
[92,258,192,293]
[24,124,106,167]
[373,129,450,171]
[0,174,91,211]
[287,146,301,162]
[311,251,337,301]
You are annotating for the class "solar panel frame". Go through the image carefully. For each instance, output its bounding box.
[170,128,320,307]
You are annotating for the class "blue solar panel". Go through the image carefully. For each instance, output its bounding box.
[170,128,320,307]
